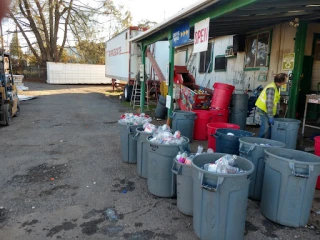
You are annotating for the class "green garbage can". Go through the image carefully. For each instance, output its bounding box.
[118,121,142,163]
[239,137,286,200]
[192,153,254,240]
[147,136,190,197]
[261,148,320,227]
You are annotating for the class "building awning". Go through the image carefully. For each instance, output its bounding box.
[130,0,320,43]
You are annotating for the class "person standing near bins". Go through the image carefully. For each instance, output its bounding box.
[255,73,288,138]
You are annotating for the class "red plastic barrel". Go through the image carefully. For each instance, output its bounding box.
[192,110,212,140]
[210,83,235,109]
[210,109,229,123]
[207,122,240,152]
[314,136,320,190]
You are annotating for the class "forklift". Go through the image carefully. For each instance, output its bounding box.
[0,51,20,126]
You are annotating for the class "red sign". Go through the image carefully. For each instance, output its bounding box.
[108,47,121,57]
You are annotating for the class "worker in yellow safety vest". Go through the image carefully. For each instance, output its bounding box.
[255,73,288,138]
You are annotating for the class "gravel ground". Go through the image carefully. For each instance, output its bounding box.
[0,82,319,240]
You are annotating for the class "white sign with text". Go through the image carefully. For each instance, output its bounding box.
[193,18,210,53]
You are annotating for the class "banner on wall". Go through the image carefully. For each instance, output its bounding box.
[172,23,190,47]
[193,18,210,53]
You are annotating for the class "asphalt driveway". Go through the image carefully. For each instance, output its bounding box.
[0,82,319,240]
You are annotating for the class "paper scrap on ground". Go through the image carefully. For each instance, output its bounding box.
[16,85,29,91]
[18,95,36,101]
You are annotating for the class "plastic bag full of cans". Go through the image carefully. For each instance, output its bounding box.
[118,113,152,126]
[203,154,246,174]
[176,146,214,165]
[143,122,157,133]
[149,124,186,145]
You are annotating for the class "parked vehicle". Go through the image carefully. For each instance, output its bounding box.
[0,51,20,126]
[105,27,169,101]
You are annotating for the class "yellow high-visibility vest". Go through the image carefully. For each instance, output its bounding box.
[255,82,280,115]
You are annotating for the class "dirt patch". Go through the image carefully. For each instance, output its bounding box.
[8,164,68,186]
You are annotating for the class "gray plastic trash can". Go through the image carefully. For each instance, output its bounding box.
[172,159,193,216]
[118,121,142,163]
[155,95,167,119]
[239,137,286,200]
[192,153,254,240]
[229,94,248,130]
[214,128,254,155]
[133,127,153,178]
[171,110,196,143]
[261,148,320,227]
[147,136,190,197]
[271,118,301,149]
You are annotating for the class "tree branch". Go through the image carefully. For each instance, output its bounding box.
[35,0,50,58]
[59,0,73,59]
[9,12,41,62]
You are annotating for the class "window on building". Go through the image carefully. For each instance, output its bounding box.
[214,56,227,71]
[314,40,320,61]
[245,31,270,68]
[199,42,213,73]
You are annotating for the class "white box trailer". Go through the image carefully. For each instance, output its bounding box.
[105,27,169,101]
[47,62,111,84]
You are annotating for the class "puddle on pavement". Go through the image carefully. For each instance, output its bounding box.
[123,230,177,240]
[262,219,285,238]
[47,221,77,237]
[100,225,125,237]
[8,163,68,186]
[112,178,135,193]
[245,220,259,235]
[39,185,78,197]
[0,208,8,223]
[80,218,104,236]
[103,121,118,125]
[21,219,39,228]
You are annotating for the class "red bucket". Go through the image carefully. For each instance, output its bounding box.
[210,109,229,123]
[192,110,212,140]
[314,136,320,190]
[207,122,240,152]
[210,82,235,109]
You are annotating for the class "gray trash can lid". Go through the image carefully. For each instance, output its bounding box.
[192,153,254,177]
[239,137,286,148]
[264,148,320,165]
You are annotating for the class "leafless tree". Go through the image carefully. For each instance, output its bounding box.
[9,0,131,66]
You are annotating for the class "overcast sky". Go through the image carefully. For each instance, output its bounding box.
[113,0,200,24]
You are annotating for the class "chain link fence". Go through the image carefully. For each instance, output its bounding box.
[12,65,47,82]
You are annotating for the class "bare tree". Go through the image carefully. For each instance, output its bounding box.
[9,0,130,66]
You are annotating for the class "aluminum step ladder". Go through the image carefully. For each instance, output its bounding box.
[186,49,196,72]
[130,79,150,110]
